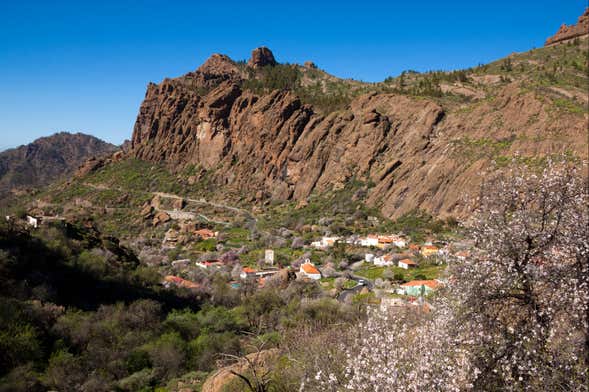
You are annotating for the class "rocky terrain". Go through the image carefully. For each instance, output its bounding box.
[545,7,589,46]
[130,39,588,219]
[0,132,117,195]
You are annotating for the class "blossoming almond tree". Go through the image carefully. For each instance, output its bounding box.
[307,162,588,391]
[455,163,588,391]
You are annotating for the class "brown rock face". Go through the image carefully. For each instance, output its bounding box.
[247,47,277,68]
[545,8,589,46]
[152,211,170,226]
[129,51,588,219]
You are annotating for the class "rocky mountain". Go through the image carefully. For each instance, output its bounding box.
[545,7,589,46]
[129,35,588,219]
[0,132,117,194]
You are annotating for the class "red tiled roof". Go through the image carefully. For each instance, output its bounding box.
[399,259,417,265]
[242,267,256,273]
[401,280,441,289]
[378,236,395,243]
[301,263,320,275]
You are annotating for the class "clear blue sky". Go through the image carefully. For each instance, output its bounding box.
[0,0,586,151]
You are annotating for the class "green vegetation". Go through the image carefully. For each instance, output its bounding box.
[355,263,447,282]
[0,221,361,391]
[451,136,515,162]
[552,97,586,114]
[375,210,459,243]
[239,63,366,113]
[258,179,381,233]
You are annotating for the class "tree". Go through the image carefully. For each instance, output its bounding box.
[453,163,589,390]
[307,162,589,391]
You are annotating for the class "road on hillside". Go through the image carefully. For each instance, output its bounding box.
[336,273,374,303]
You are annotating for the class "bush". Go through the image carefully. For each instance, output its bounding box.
[146,332,187,379]
[188,332,241,371]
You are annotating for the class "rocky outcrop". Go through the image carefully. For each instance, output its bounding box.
[247,46,277,68]
[201,349,279,392]
[545,8,589,46]
[152,211,171,226]
[129,49,588,219]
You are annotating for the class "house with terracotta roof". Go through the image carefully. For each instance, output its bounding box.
[240,267,258,280]
[374,254,394,266]
[420,245,439,257]
[397,280,442,296]
[299,260,321,280]
[398,259,418,269]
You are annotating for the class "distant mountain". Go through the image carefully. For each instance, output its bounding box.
[0,132,117,194]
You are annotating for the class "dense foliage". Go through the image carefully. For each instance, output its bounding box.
[0,221,359,391]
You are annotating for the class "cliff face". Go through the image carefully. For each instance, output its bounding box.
[130,47,588,219]
[0,132,117,194]
[545,8,589,46]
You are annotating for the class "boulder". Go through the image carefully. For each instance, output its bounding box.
[150,195,161,209]
[172,198,185,210]
[140,203,153,218]
[152,211,170,226]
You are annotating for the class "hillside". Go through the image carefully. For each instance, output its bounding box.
[1,8,588,392]
[0,132,117,195]
[129,41,588,219]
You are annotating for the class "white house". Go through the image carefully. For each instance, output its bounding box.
[360,235,379,247]
[171,259,192,267]
[299,260,321,280]
[365,253,375,263]
[374,254,394,266]
[311,236,341,249]
[310,240,323,248]
[265,249,275,265]
[398,259,418,269]
[26,215,40,228]
[240,267,258,280]
[196,260,224,269]
[393,238,407,248]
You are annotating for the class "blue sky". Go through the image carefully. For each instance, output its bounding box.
[0,0,586,151]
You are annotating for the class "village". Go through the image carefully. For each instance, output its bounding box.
[6,208,470,312]
[156,225,472,311]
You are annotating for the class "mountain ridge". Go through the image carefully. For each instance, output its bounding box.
[0,132,117,195]
[128,39,588,219]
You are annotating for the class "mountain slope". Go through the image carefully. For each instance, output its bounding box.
[129,41,588,219]
[0,132,117,194]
